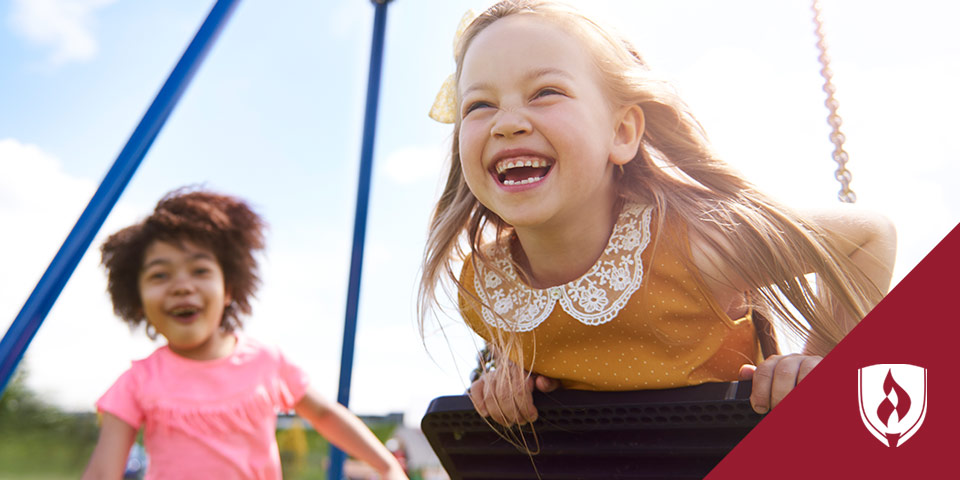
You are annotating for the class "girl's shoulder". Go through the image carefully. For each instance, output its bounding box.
[128,334,288,375]
[128,344,175,370]
[233,334,294,366]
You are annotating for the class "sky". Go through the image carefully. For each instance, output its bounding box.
[1,0,957,427]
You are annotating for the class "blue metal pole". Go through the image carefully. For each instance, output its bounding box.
[0,0,242,394]
[328,1,391,479]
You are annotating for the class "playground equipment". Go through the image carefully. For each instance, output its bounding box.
[0,1,393,478]
[422,382,763,479]
[0,1,853,478]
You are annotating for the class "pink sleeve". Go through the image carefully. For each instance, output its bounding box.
[96,368,144,429]
[277,350,310,410]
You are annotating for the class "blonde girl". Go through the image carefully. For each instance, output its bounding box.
[419,0,896,427]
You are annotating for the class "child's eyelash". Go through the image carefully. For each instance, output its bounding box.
[464,101,492,114]
[534,88,562,98]
[462,88,563,115]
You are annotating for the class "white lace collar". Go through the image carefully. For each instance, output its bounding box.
[473,203,653,332]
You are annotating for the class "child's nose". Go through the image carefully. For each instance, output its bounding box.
[170,273,195,294]
[490,109,531,138]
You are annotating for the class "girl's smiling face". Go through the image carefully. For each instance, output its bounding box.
[138,239,234,360]
[457,14,627,233]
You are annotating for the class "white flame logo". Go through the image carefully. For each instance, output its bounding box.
[858,364,927,447]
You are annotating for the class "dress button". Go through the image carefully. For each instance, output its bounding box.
[549,287,562,299]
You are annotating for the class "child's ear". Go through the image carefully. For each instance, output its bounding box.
[610,104,645,166]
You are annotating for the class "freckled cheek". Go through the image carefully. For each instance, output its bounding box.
[459,158,485,194]
[458,130,486,177]
[458,123,481,155]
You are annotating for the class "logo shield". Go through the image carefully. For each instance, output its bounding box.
[858,364,927,447]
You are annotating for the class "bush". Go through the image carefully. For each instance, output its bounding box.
[0,368,99,477]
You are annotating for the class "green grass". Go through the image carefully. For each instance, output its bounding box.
[0,430,95,478]
[0,422,398,479]
[0,475,75,480]
[1,372,401,479]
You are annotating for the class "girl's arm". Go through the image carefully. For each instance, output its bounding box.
[744,207,896,413]
[294,388,408,480]
[81,412,137,480]
[798,205,897,295]
[694,204,896,413]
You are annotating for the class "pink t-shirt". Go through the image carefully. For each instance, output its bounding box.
[97,334,309,480]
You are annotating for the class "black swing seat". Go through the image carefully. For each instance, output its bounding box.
[421,381,763,480]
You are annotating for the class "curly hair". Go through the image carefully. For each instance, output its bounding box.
[100,187,266,336]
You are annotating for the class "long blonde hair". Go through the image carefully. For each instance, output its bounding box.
[418,0,883,384]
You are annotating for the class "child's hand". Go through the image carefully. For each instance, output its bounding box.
[739,354,821,414]
[469,361,560,427]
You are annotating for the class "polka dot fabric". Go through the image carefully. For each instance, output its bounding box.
[460,208,762,391]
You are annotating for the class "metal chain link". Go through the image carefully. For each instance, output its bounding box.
[812,0,856,203]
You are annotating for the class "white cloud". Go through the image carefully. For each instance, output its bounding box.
[0,138,97,286]
[9,0,117,66]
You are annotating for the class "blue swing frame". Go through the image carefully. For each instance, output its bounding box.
[0,1,392,478]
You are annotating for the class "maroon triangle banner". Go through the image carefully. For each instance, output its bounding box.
[707,223,960,479]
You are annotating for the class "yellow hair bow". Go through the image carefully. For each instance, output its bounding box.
[428,10,478,124]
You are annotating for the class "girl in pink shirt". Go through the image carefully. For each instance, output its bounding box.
[82,188,406,480]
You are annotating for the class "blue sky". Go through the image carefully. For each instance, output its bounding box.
[1,0,957,426]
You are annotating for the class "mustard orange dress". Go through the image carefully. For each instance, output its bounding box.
[459,203,762,391]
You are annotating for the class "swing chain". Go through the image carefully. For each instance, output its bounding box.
[812,0,856,204]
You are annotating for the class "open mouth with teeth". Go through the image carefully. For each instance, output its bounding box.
[169,306,200,321]
[495,156,553,186]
